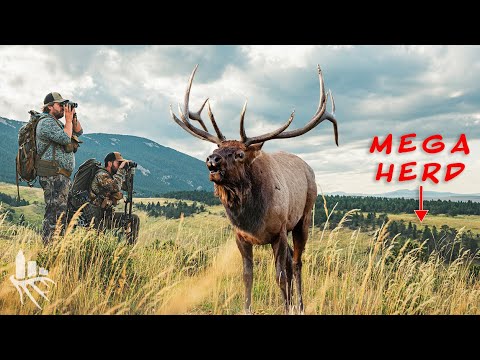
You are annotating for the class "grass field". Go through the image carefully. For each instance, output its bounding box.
[1,182,480,315]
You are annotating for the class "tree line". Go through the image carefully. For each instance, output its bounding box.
[315,195,480,217]
[384,221,480,266]
[135,200,207,219]
[397,223,479,260]
[319,209,480,264]
[162,191,221,206]
[161,191,480,217]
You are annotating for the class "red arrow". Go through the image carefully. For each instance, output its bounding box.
[414,185,429,222]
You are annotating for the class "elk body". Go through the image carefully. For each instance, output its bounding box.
[170,65,338,314]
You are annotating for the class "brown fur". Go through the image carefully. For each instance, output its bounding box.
[211,143,317,243]
[207,141,317,313]
[170,64,338,313]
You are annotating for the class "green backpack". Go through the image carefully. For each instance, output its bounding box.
[15,110,44,200]
[67,158,103,216]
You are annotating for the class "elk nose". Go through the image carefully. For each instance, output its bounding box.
[206,154,222,168]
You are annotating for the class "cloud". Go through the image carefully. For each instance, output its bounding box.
[0,45,478,194]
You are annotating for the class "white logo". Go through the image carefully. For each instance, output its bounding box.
[9,250,55,310]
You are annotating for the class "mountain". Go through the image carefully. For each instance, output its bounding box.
[3,116,478,201]
[325,189,480,202]
[324,191,364,197]
[0,117,213,197]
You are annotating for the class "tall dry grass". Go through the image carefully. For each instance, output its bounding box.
[0,203,479,315]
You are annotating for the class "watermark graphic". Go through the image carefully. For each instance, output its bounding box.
[9,250,55,310]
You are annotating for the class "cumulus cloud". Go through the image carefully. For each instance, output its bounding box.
[0,45,478,194]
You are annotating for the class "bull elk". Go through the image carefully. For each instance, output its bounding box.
[170,65,338,314]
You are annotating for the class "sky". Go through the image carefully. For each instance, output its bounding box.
[0,45,478,195]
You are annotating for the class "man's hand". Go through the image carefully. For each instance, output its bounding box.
[65,103,82,134]
[62,103,74,138]
[64,103,75,123]
[119,160,129,169]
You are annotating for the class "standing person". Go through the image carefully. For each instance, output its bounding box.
[36,92,83,245]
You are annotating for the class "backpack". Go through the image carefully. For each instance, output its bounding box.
[67,158,103,215]
[15,110,44,200]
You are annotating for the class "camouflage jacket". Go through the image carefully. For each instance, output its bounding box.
[36,112,83,173]
[89,167,126,209]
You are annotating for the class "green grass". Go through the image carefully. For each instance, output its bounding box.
[0,182,43,203]
[0,183,44,228]
[1,182,480,315]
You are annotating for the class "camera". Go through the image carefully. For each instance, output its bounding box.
[63,101,78,108]
[124,161,137,170]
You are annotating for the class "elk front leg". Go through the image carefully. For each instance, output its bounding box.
[235,232,253,314]
[271,224,292,313]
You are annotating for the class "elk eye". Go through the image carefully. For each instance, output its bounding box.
[235,151,245,160]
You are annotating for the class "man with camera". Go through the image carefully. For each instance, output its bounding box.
[82,151,140,244]
[36,92,83,244]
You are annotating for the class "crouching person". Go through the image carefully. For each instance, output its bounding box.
[82,152,140,244]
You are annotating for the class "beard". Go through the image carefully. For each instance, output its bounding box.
[53,109,64,120]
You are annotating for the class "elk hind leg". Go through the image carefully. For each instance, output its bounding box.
[292,216,309,313]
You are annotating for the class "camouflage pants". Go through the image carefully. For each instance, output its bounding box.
[81,204,140,244]
[39,174,71,245]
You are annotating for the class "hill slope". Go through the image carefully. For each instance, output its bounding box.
[0,116,213,196]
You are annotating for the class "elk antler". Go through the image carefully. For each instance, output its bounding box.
[241,65,339,147]
[170,65,225,145]
[240,101,295,146]
[207,100,226,141]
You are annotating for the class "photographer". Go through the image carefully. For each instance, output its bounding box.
[36,92,83,245]
[83,151,140,244]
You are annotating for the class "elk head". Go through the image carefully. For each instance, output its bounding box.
[170,65,338,186]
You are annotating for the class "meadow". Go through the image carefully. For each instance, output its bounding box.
[1,182,480,315]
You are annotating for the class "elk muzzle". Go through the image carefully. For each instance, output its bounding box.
[206,154,224,182]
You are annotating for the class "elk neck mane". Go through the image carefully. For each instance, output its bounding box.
[214,162,267,234]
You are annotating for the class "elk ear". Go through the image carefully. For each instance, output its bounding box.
[247,142,264,152]
[246,142,264,162]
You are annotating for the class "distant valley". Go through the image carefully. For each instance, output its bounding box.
[326,189,480,203]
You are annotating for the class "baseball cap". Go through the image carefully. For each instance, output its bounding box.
[44,92,68,105]
[105,151,130,164]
